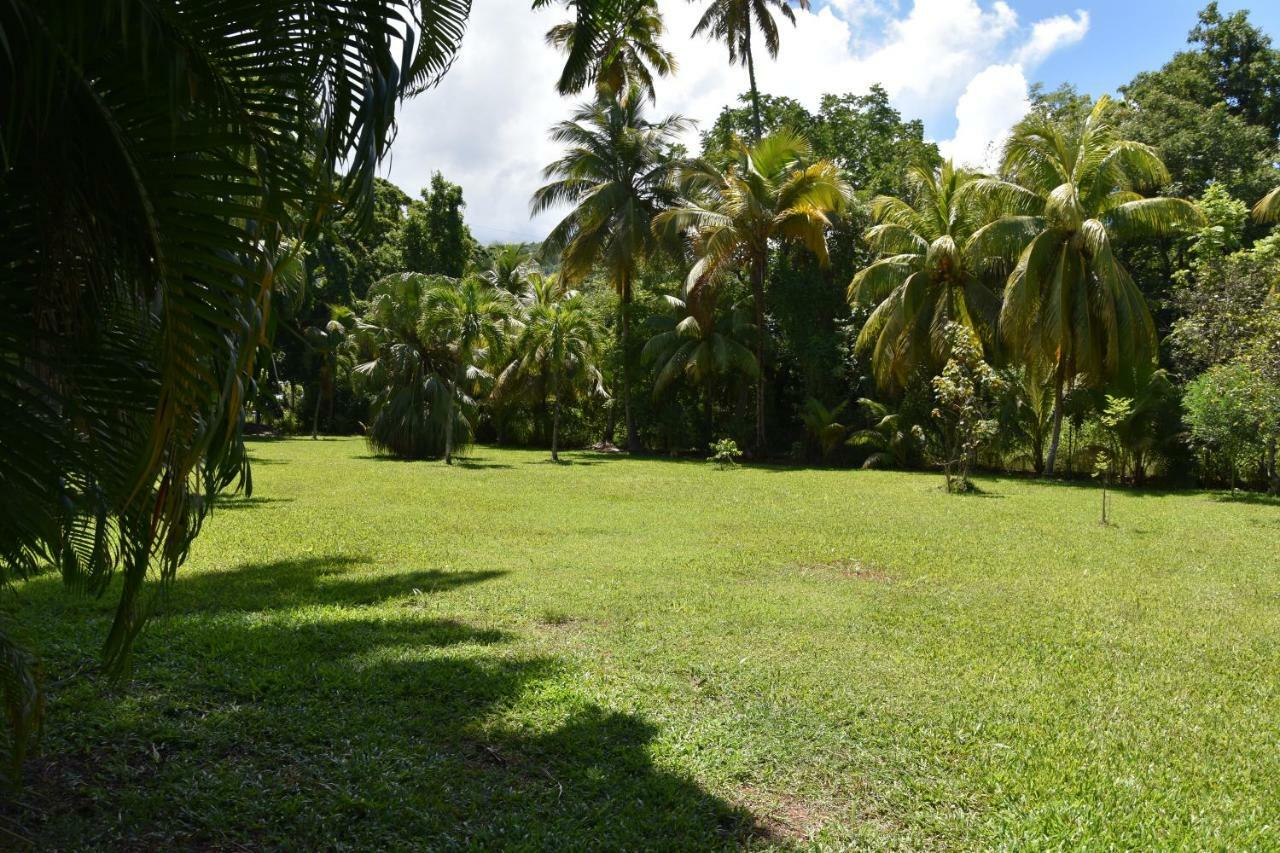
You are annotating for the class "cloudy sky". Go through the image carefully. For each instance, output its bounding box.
[382,0,1280,244]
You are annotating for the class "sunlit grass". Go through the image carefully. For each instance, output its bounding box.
[9,438,1280,848]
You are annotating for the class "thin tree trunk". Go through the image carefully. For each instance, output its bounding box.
[621,286,639,453]
[551,370,561,463]
[444,376,456,465]
[1267,436,1278,495]
[1044,360,1067,476]
[704,378,714,448]
[311,381,321,439]
[746,38,762,143]
[751,258,767,456]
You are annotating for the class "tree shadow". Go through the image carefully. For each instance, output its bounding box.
[7,556,769,849]
[212,496,295,512]
[159,555,507,615]
[1209,491,1280,507]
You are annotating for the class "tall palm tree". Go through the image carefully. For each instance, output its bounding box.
[848,161,1015,392]
[304,310,352,440]
[421,277,512,464]
[532,92,689,452]
[656,131,850,453]
[499,293,606,461]
[642,292,757,442]
[689,0,810,141]
[545,0,677,103]
[976,96,1203,475]
[0,0,469,773]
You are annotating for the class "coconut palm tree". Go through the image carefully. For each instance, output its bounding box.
[848,161,1014,393]
[480,244,538,295]
[656,130,850,453]
[642,292,758,442]
[421,277,513,464]
[0,0,469,773]
[532,91,689,452]
[545,0,677,103]
[975,96,1203,475]
[499,293,606,461]
[689,0,810,141]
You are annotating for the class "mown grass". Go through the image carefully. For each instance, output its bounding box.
[6,438,1279,849]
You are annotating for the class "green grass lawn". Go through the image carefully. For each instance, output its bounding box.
[7,438,1280,849]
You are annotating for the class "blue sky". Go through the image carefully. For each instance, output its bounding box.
[385,1,1280,243]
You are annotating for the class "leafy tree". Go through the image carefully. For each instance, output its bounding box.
[1184,362,1280,489]
[402,173,477,278]
[848,161,1010,392]
[642,292,758,443]
[930,323,1004,493]
[421,278,512,464]
[1118,6,1280,204]
[0,0,468,774]
[996,362,1056,474]
[533,91,689,451]
[499,292,606,461]
[979,96,1203,475]
[657,131,850,453]
[545,0,676,103]
[688,0,811,141]
[304,310,353,440]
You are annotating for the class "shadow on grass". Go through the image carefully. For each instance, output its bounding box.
[213,496,295,512]
[7,554,767,849]
[1209,491,1280,507]
[158,555,508,615]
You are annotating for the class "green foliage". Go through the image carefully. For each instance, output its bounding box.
[657,130,851,452]
[0,0,469,771]
[930,324,1004,493]
[1183,362,1280,488]
[799,398,850,461]
[708,437,741,468]
[402,174,477,278]
[543,0,676,103]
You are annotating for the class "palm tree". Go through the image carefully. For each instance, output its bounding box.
[499,293,606,461]
[689,0,810,141]
[642,292,758,442]
[304,310,352,440]
[351,273,465,461]
[545,0,677,103]
[848,161,1012,392]
[421,278,512,464]
[799,398,850,462]
[976,96,1203,475]
[532,92,689,452]
[656,131,850,453]
[480,244,538,294]
[0,0,469,772]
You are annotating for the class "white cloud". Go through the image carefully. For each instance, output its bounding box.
[939,64,1031,169]
[383,0,1092,243]
[1015,10,1090,67]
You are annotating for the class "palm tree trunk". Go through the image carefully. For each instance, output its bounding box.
[444,376,456,465]
[751,257,767,456]
[621,290,639,453]
[551,370,561,463]
[1044,359,1067,477]
[745,29,762,142]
